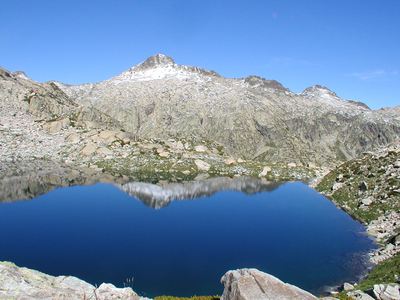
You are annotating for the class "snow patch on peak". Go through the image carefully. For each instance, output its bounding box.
[113,54,186,82]
[115,65,193,82]
[300,85,342,104]
[300,85,370,112]
[345,99,371,110]
[11,71,33,81]
[111,54,221,83]
[301,85,339,98]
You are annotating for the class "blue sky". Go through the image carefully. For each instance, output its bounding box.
[1,0,399,110]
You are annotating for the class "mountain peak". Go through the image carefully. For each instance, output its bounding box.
[302,84,335,93]
[300,85,370,110]
[300,85,340,99]
[244,75,288,91]
[135,54,175,71]
[11,71,33,81]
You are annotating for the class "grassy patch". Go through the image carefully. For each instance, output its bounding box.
[356,253,400,291]
[328,295,354,300]
[315,148,400,297]
[154,296,220,300]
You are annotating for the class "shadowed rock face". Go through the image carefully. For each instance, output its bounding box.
[52,54,400,167]
[244,75,288,91]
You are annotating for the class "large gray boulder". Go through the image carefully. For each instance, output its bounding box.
[220,268,335,300]
[373,283,400,300]
[0,261,149,300]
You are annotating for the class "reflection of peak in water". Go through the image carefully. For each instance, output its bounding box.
[0,167,101,204]
[115,177,284,209]
[0,169,283,208]
[0,175,59,203]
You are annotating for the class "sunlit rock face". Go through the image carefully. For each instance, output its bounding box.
[53,54,400,167]
[0,261,148,300]
[220,268,333,300]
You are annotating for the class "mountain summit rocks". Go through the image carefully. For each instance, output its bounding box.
[135,53,175,70]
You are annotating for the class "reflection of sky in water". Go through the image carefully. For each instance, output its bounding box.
[0,181,377,298]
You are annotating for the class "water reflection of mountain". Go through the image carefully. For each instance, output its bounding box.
[115,177,284,209]
[0,167,283,208]
[0,170,106,203]
[0,174,58,203]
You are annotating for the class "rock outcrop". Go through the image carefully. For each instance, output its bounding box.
[220,268,335,300]
[373,283,400,300]
[346,283,400,300]
[1,64,323,183]
[0,261,149,300]
[315,140,400,246]
[315,141,400,298]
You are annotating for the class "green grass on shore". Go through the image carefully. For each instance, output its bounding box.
[154,296,220,300]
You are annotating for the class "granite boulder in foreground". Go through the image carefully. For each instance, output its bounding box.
[0,262,337,300]
[0,261,149,300]
[2,261,398,299]
[220,268,336,300]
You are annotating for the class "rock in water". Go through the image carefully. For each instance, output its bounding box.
[220,268,330,300]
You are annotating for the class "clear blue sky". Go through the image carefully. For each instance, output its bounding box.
[1,0,399,110]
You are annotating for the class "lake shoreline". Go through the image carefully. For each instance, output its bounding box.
[0,164,387,299]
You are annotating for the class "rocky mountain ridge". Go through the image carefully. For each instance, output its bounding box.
[51,54,400,166]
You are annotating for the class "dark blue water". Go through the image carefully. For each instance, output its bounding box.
[0,181,376,297]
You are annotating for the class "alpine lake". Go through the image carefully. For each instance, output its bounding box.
[0,175,378,298]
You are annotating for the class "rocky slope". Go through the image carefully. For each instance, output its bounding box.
[1,64,322,184]
[315,141,400,246]
[53,54,400,167]
[315,141,400,298]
